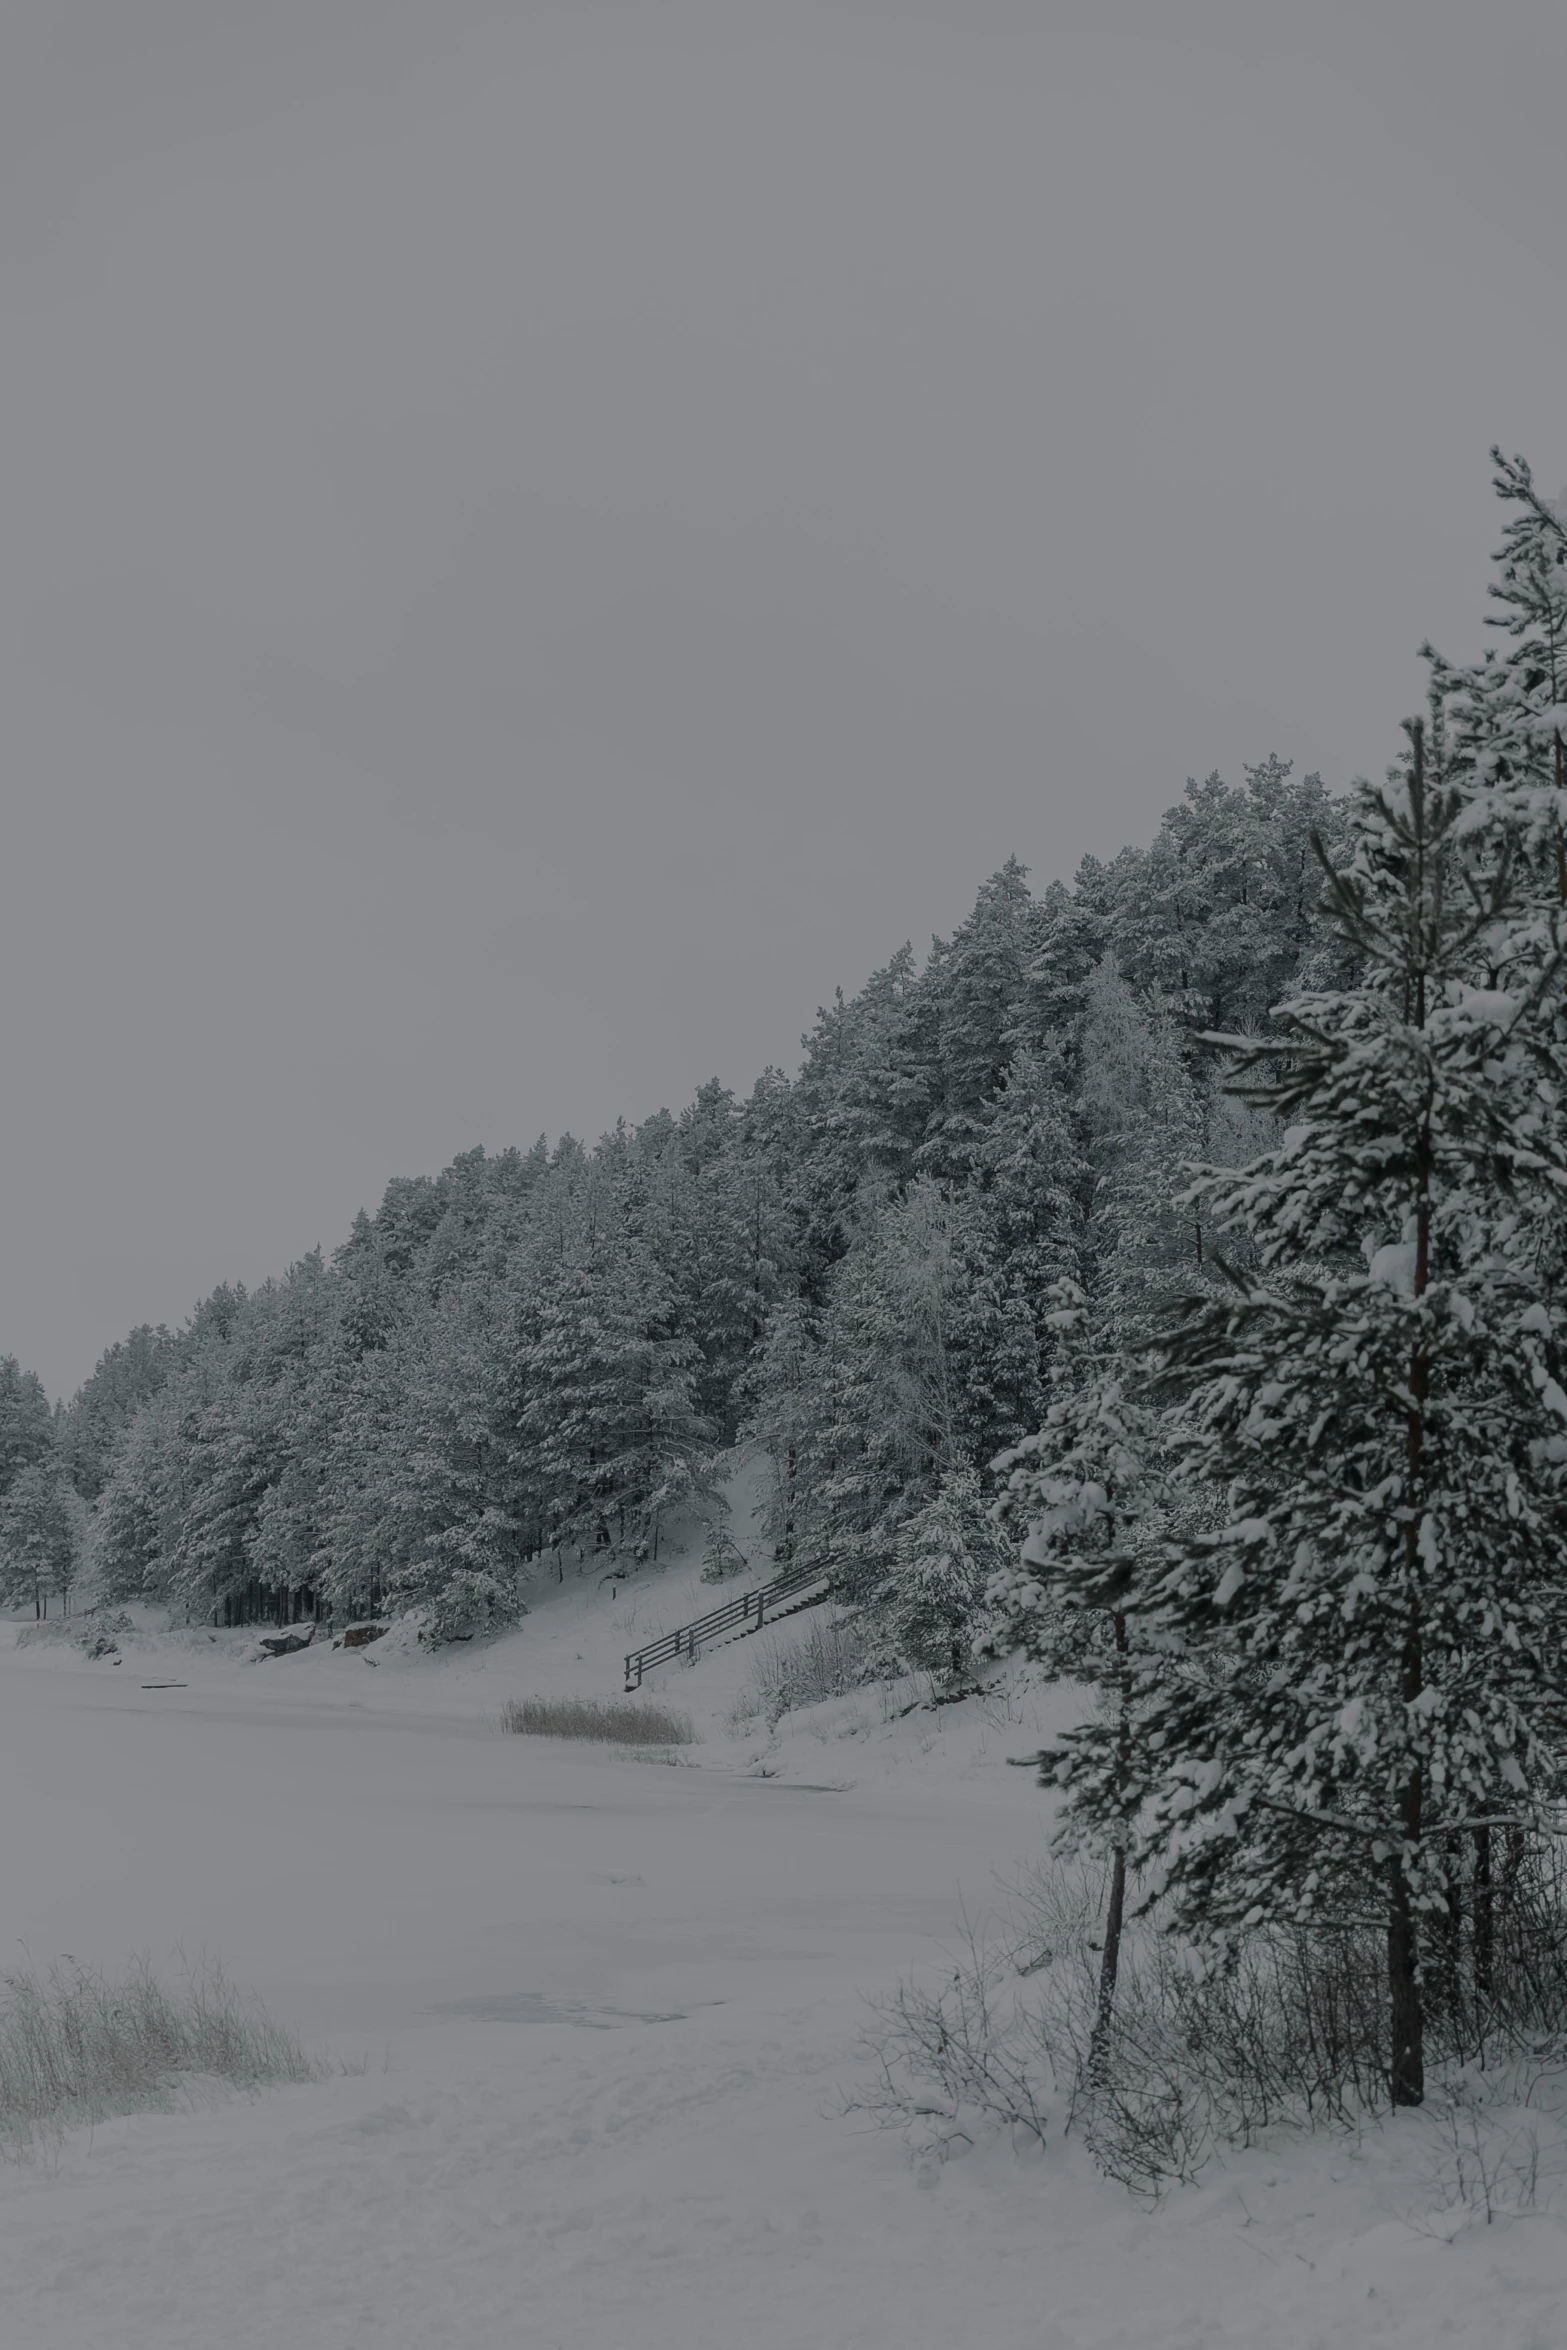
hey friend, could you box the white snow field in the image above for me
[3,1536,1567,2348]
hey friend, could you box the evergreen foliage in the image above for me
[58,743,1335,1640]
[882,1467,1010,1679]
[699,1522,748,1584]
[0,1357,55,1504]
[1012,698,1567,2109]
[56,1325,173,1501]
[0,1462,83,1618]
[1426,449,1567,903]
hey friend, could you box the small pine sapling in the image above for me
[699,1522,748,1584]
[990,1283,1186,2067]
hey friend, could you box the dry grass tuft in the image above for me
[0,1955,325,2155]
[500,1694,695,1745]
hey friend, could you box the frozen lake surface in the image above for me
[2,1581,1565,2348]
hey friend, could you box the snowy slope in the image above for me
[2,1505,1565,2347]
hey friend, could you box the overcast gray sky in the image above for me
[4,1,1565,1397]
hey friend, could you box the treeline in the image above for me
[6,751,1339,1637]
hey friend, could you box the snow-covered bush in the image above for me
[388,1562,524,1645]
[15,1609,132,1659]
[698,1523,748,1584]
[743,1614,878,1724]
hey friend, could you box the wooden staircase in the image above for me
[623,1562,835,1690]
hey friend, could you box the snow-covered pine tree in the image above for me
[59,1324,173,1502]
[1075,719,1567,2107]
[0,1355,56,1505]
[1109,758,1345,1039]
[986,955,1217,2048]
[745,1300,831,1572]
[973,1045,1084,1309]
[699,1520,747,1583]
[92,1393,176,1608]
[1427,449,1567,906]
[914,859,1045,1185]
[0,1459,82,1619]
[990,1281,1179,2059]
[376,1259,530,1636]
[1079,955,1207,1334]
[519,1230,714,1570]
[803,1180,1041,1611]
[882,1467,1011,1681]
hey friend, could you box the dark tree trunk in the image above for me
[1432,1851,1464,2030]
[1089,1610,1131,2083]
[1390,998,1430,2111]
[1389,1767,1425,2107]
[783,1445,796,1563]
[1090,1846,1128,2083]
[1473,1824,1494,2005]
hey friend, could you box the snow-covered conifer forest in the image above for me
[7,454,1567,2345]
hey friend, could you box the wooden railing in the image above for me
[623,1562,834,1689]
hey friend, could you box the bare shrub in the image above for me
[699,1524,748,1584]
[0,1955,324,2156]
[1019,1874,1388,2194]
[745,1615,876,1725]
[499,1695,695,1745]
[852,1912,1051,2161]
[1407,2070,1567,2230]
[855,1845,1567,2198]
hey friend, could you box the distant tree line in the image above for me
[1,742,1329,1642]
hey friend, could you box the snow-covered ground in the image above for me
[3,1510,1566,2347]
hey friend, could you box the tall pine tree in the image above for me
[1057,724,1567,2107]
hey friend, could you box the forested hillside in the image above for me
[8,748,1329,1643]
